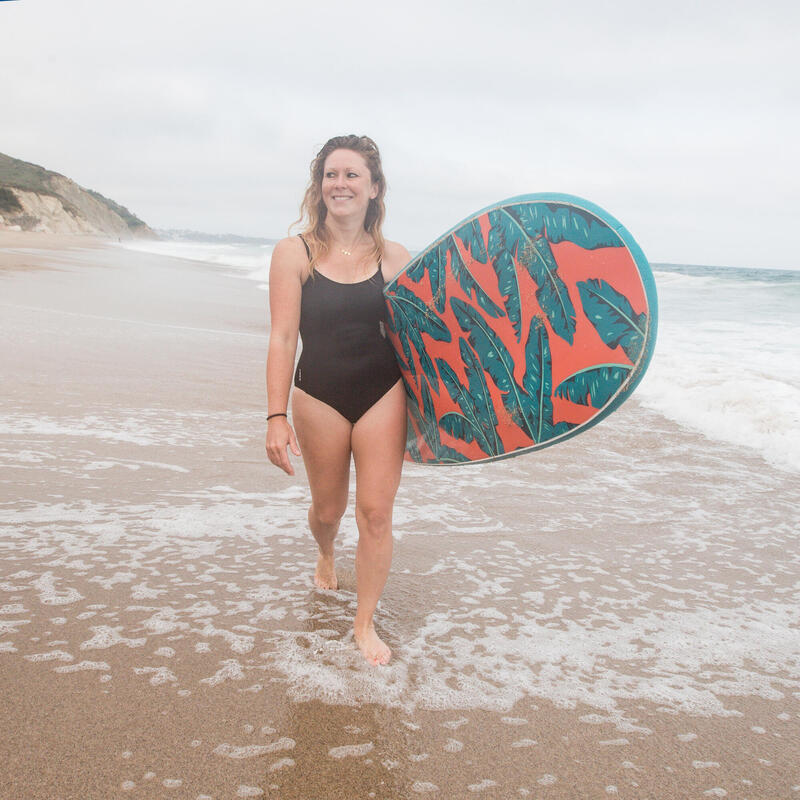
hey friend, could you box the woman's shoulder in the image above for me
[271,236,310,278]
[381,239,412,281]
[273,235,309,260]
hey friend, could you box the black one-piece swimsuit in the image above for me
[293,237,402,424]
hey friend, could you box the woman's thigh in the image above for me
[292,387,353,515]
[351,381,407,515]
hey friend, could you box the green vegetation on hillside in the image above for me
[0,151,149,232]
[0,186,23,213]
[86,189,147,230]
[0,152,60,195]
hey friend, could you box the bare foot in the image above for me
[314,552,338,590]
[354,624,391,666]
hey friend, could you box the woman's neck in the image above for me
[325,217,366,243]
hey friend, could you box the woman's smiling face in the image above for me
[321,148,378,220]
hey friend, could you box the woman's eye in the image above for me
[348,172,358,178]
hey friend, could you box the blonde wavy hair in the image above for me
[292,135,386,273]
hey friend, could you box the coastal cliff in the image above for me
[0,152,155,238]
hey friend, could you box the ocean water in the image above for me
[119,238,274,288]
[123,239,800,475]
[638,264,800,473]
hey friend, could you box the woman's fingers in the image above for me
[266,423,299,475]
[267,444,293,475]
[288,428,301,457]
[280,439,295,475]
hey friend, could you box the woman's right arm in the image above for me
[265,237,305,475]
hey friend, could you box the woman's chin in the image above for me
[325,202,365,218]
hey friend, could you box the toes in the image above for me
[354,628,391,666]
[313,571,338,590]
[370,645,391,666]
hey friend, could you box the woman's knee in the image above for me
[355,503,392,536]
[310,501,346,528]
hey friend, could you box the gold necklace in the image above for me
[337,233,364,257]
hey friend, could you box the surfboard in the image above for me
[383,193,658,465]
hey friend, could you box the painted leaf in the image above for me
[498,206,577,344]
[450,222,502,318]
[406,381,436,454]
[385,283,451,390]
[577,279,646,362]
[460,338,503,454]
[404,251,428,284]
[520,316,573,442]
[436,341,503,457]
[531,236,576,344]
[487,209,525,339]
[408,377,469,463]
[555,364,633,408]
[409,228,500,316]
[411,241,447,311]
[521,317,553,443]
[402,380,424,461]
[436,361,486,450]
[513,202,623,249]
[451,297,540,441]
[454,219,488,263]
[438,411,484,452]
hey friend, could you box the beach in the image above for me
[1,232,798,799]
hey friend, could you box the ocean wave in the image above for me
[635,294,800,473]
[117,239,272,273]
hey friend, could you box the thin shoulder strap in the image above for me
[297,234,311,261]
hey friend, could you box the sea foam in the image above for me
[637,266,800,472]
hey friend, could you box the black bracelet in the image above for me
[266,412,288,421]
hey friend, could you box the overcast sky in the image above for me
[2,0,798,267]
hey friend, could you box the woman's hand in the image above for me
[265,417,301,475]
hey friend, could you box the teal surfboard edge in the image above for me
[384,192,659,465]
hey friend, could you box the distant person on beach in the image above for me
[265,135,410,666]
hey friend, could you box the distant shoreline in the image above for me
[156,229,279,246]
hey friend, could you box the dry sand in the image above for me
[0,232,108,270]
[1,232,798,799]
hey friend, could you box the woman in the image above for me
[265,135,410,667]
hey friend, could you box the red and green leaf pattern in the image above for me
[384,195,658,465]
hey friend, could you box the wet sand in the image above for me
[1,232,798,799]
